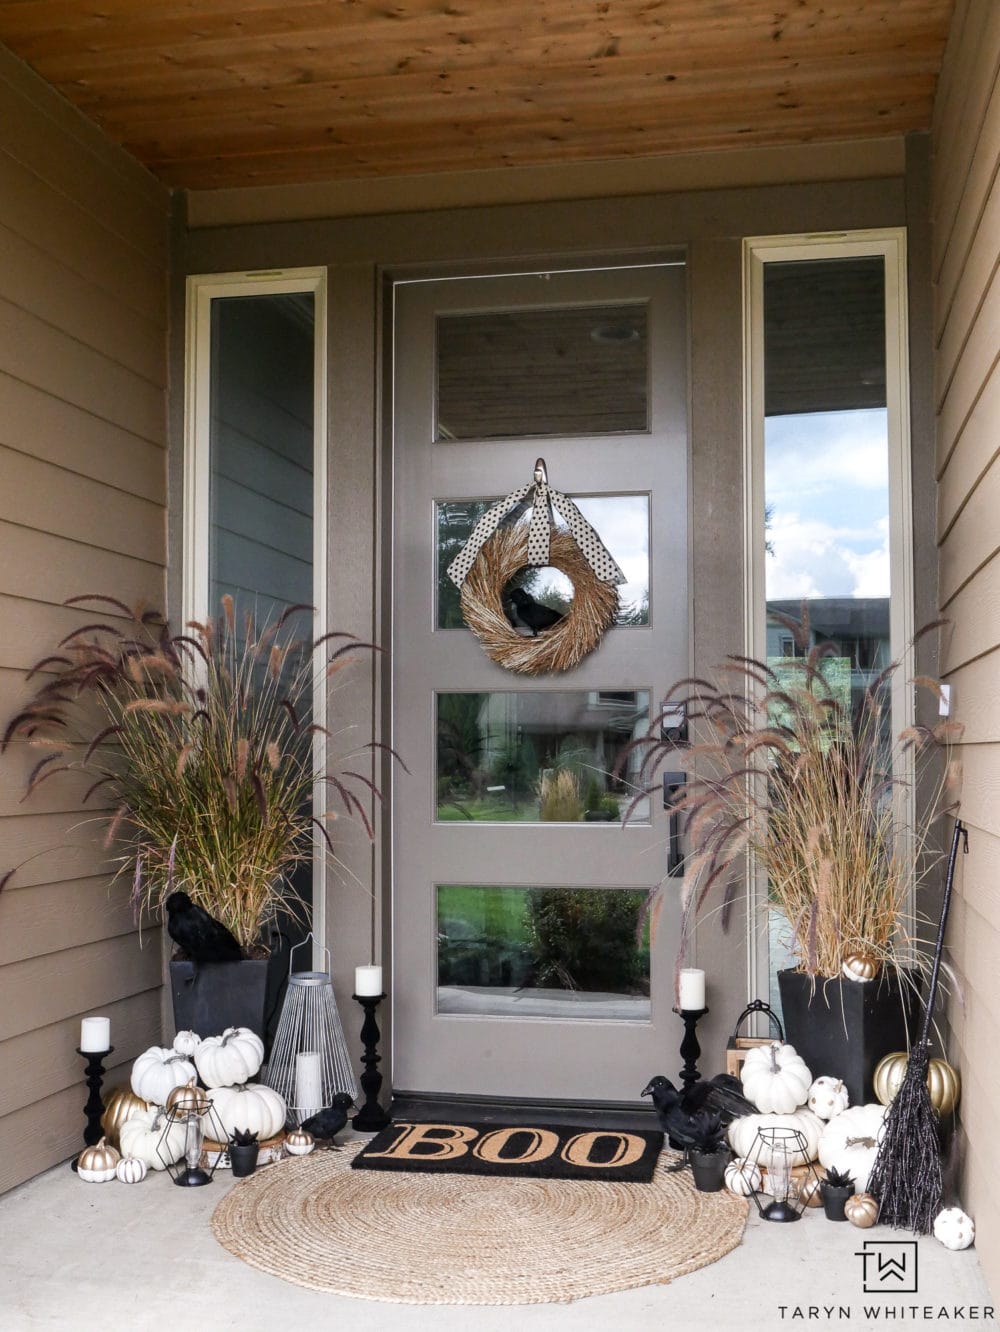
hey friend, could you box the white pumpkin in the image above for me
[130,1046,198,1106]
[119,1106,187,1170]
[171,1030,202,1058]
[194,1026,264,1089]
[807,1075,850,1121]
[933,1207,975,1251]
[741,1042,813,1113]
[725,1157,762,1196]
[115,1156,148,1185]
[817,1103,887,1192]
[727,1108,824,1166]
[207,1083,287,1140]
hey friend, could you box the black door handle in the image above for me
[662,771,686,877]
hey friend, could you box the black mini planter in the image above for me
[689,1148,729,1192]
[228,1142,260,1178]
[777,969,920,1107]
[820,1183,854,1221]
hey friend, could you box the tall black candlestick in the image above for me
[352,994,390,1132]
[673,1008,708,1097]
[71,1046,114,1171]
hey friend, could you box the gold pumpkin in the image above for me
[873,1052,961,1117]
[100,1086,151,1150]
[845,1192,880,1228]
[166,1077,210,1116]
[841,953,879,982]
[284,1129,315,1157]
[798,1175,825,1208]
[77,1136,121,1182]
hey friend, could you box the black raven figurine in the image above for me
[165,891,244,964]
[506,587,566,636]
[300,1093,355,1142]
[642,1073,753,1150]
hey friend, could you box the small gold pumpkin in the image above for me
[284,1129,315,1157]
[100,1086,151,1150]
[77,1136,120,1182]
[798,1174,825,1208]
[845,1192,879,1228]
[841,953,879,982]
[873,1052,961,1117]
[165,1077,210,1116]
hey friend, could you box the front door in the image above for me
[391,262,688,1102]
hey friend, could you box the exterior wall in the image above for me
[175,163,934,1091]
[0,47,170,1191]
[932,0,1000,1297]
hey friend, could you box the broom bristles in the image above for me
[867,1042,943,1234]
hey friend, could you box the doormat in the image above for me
[211,1140,748,1305]
[350,1119,663,1182]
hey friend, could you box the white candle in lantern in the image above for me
[80,1016,111,1052]
[678,968,706,1011]
[295,1051,322,1112]
[355,964,383,997]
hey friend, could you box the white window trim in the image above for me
[183,268,329,961]
[741,229,913,1006]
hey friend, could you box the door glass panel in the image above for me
[437,885,651,1019]
[436,690,650,822]
[436,495,650,629]
[761,254,891,1010]
[435,303,648,440]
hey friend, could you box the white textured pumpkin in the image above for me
[727,1108,823,1166]
[207,1083,287,1140]
[119,1107,187,1170]
[194,1026,264,1089]
[115,1156,148,1185]
[807,1076,850,1121]
[725,1158,762,1196]
[741,1042,813,1113]
[933,1207,975,1251]
[130,1046,198,1106]
[171,1030,202,1058]
[818,1103,887,1192]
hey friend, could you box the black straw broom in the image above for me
[867,817,967,1234]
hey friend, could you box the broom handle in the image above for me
[918,817,967,1046]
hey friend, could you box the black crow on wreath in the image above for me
[165,891,244,966]
[506,587,566,636]
[300,1093,356,1142]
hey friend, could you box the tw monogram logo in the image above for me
[856,1240,919,1294]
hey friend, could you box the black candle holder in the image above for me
[352,993,390,1132]
[672,1007,708,1097]
[71,1045,113,1171]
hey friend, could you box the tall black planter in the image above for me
[170,958,272,1041]
[777,969,920,1107]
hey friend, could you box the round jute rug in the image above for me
[211,1141,748,1305]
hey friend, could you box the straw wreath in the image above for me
[460,523,618,675]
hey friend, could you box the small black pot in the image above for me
[821,1183,854,1221]
[689,1147,729,1192]
[229,1142,260,1178]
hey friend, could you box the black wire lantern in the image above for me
[739,1126,821,1223]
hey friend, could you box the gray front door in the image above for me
[391,262,688,1101]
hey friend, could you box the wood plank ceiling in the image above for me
[0,0,956,191]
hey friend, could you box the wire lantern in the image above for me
[264,935,358,1126]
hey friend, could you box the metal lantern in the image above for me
[742,1126,821,1223]
[157,1101,228,1187]
[264,935,358,1126]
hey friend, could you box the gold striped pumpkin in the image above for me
[873,1052,960,1117]
[100,1087,151,1150]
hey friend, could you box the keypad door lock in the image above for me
[660,700,688,745]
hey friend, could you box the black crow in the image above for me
[506,587,566,636]
[301,1093,355,1141]
[642,1073,754,1150]
[165,891,244,964]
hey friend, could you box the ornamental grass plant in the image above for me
[625,611,962,981]
[3,594,391,953]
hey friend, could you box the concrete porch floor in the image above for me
[0,1132,992,1332]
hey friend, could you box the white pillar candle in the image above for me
[295,1051,322,1111]
[678,968,706,1011]
[80,1016,110,1052]
[355,964,383,996]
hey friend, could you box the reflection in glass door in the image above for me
[391,263,689,1102]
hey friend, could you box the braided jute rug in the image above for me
[211,1140,748,1306]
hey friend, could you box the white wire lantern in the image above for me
[264,935,358,1126]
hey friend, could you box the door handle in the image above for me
[662,771,686,877]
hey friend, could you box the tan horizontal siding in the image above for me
[0,45,168,1196]
[933,0,1000,1300]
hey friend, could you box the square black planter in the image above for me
[170,958,271,1041]
[777,968,920,1107]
